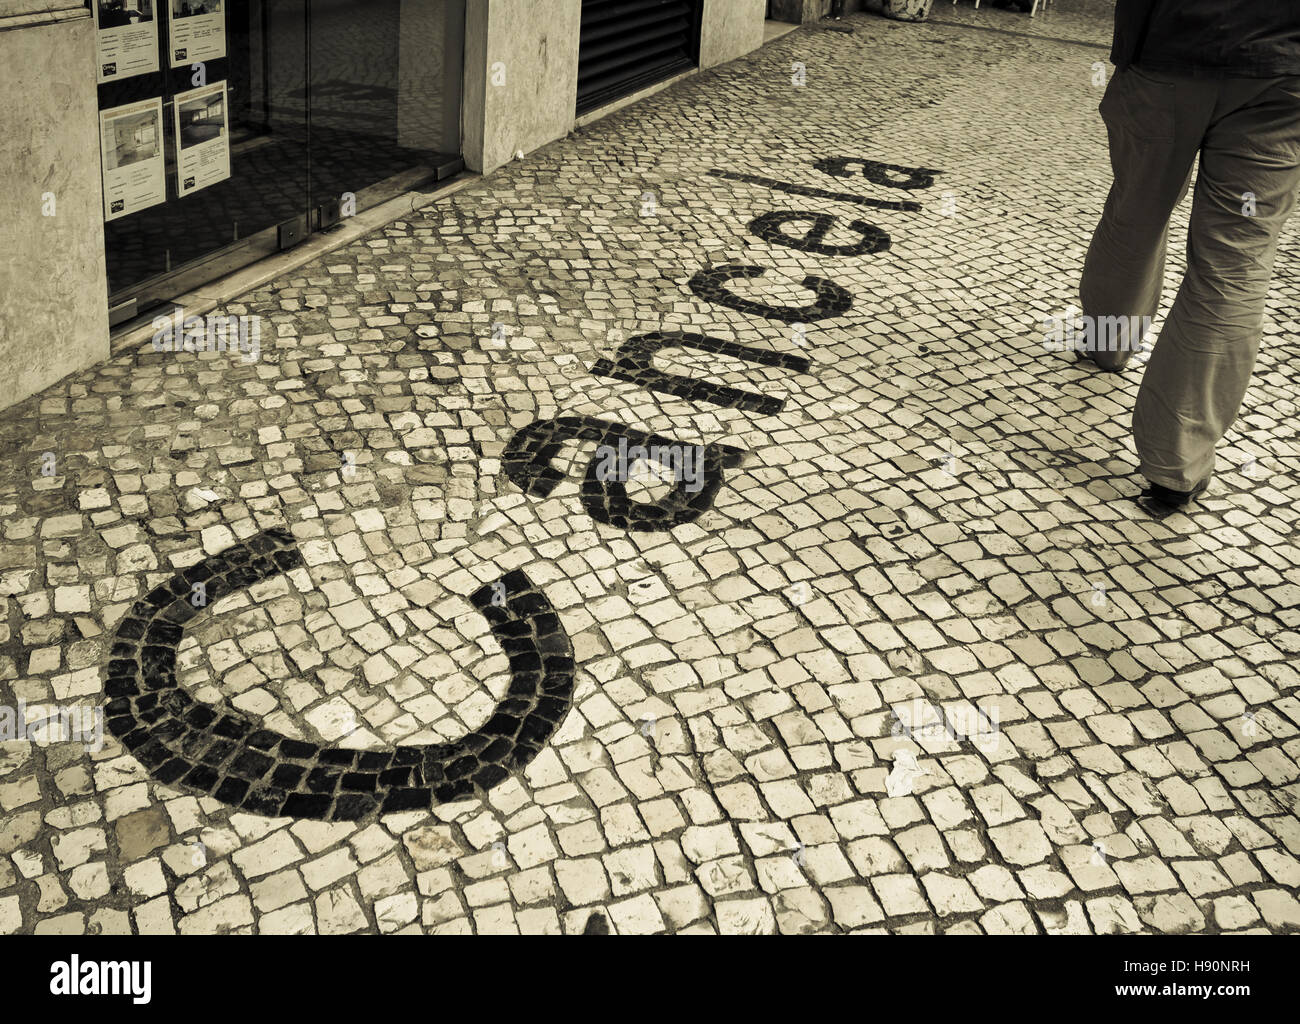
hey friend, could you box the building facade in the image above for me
[0,0,821,412]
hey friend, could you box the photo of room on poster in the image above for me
[173,81,231,197]
[99,98,167,221]
[94,0,159,83]
[168,0,226,67]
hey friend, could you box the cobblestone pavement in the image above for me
[3,3,1300,935]
[932,0,1113,47]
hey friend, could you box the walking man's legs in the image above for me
[1079,68,1207,369]
[1134,77,1300,492]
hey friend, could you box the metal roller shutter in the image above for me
[576,0,703,115]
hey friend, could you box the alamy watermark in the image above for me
[151,311,261,363]
[593,439,706,494]
[890,699,1000,751]
[0,701,104,753]
[1041,306,1153,356]
[50,956,150,1004]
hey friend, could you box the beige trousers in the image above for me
[1080,66,1300,491]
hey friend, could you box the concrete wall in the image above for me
[700,0,766,69]
[462,0,582,174]
[0,2,109,410]
[770,0,880,22]
[464,0,770,173]
[768,0,821,21]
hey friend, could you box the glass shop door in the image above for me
[98,1,464,327]
[303,0,464,227]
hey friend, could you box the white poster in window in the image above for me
[173,81,231,197]
[94,1,160,83]
[167,0,226,67]
[100,97,167,221]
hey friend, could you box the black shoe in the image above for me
[1137,478,1210,516]
[1074,349,1133,373]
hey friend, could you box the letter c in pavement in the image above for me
[103,528,574,820]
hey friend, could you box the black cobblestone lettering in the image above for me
[707,168,922,211]
[591,330,811,414]
[104,529,575,820]
[503,415,746,530]
[812,157,943,190]
[688,264,853,324]
[748,211,891,257]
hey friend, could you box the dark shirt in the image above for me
[1112,0,1300,77]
